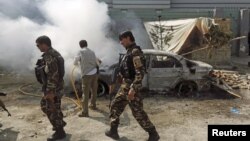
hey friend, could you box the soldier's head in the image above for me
[119,31,135,48]
[36,35,51,52]
[79,40,88,48]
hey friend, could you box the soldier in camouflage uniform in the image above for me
[36,36,66,141]
[105,31,160,141]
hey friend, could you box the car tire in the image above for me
[175,81,198,97]
[97,81,108,97]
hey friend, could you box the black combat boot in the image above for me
[105,125,120,140]
[147,127,160,141]
[47,128,66,141]
[52,121,67,131]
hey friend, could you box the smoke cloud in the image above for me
[0,0,121,74]
[110,11,154,49]
[0,0,45,23]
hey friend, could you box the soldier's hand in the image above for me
[128,88,135,101]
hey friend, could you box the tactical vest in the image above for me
[35,48,64,92]
[119,45,145,80]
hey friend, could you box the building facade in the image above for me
[99,0,250,56]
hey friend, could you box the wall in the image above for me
[171,0,250,8]
[100,0,250,56]
[191,19,232,65]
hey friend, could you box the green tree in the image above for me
[149,23,173,50]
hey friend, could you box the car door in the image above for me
[147,54,183,91]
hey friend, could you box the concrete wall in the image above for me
[240,9,250,54]
[191,19,232,65]
[100,0,250,9]
[192,45,231,65]
[171,0,250,8]
[112,0,170,9]
[100,0,250,56]
[99,0,170,9]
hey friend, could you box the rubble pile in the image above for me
[211,70,250,90]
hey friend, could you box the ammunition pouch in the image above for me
[35,59,47,92]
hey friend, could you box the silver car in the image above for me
[98,49,213,97]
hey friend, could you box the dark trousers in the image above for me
[40,94,66,130]
[109,82,155,132]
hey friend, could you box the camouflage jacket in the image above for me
[42,47,64,92]
[119,43,145,92]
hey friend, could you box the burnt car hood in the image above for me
[191,60,213,69]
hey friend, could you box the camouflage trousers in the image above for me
[109,83,155,132]
[40,93,66,130]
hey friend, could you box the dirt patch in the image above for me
[1,71,250,141]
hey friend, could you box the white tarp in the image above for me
[144,17,214,53]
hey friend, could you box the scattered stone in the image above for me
[18,115,25,119]
[29,132,38,137]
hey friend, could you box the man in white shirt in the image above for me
[74,40,100,117]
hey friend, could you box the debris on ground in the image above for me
[211,70,250,90]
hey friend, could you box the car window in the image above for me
[151,55,182,68]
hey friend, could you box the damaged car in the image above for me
[142,49,213,96]
[73,49,213,97]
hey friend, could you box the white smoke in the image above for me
[110,11,154,49]
[0,13,42,72]
[0,0,45,23]
[0,0,121,74]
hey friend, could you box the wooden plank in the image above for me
[211,83,242,98]
[226,90,242,99]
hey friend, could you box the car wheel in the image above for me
[97,81,108,97]
[176,81,197,97]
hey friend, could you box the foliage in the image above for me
[204,24,233,58]
[149,23,173,50]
